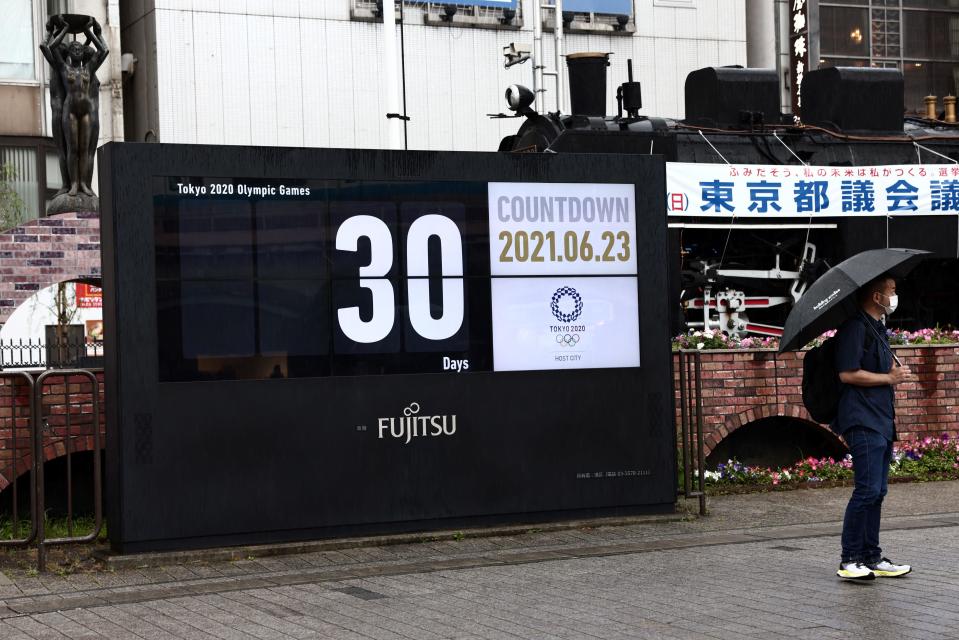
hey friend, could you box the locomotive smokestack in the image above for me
[566,52,610,117]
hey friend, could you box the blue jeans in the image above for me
[841,426,893,564]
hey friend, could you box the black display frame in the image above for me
[99,143,674,553]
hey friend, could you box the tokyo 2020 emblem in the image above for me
[550,286,583,323]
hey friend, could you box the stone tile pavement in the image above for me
[0,481,957,639]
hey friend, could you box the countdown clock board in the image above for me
[99,144,673,552]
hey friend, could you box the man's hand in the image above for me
[887,364,915,385]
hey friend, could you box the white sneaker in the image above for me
[837,562,875,581]
[866,558,911,577]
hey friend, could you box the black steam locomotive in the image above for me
[496,59,959,335]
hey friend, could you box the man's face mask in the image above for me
[877,292,898,315]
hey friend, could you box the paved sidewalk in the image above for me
[0,481,957,639]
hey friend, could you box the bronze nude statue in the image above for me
[40,14,108,214]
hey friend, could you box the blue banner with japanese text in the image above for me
[666,163,959,217]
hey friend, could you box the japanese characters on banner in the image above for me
[666,163,959,217]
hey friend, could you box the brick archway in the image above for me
[0,212,101,325]
[0,436,102,492]
[703,402,841,457]
[0,371,105,493]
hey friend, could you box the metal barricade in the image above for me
[0,372,37,547]
[0,368,103,571]
[33,370,103,572]
[677,350,707,515]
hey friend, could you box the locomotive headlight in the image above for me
[506,84,535,114]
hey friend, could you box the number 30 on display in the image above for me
[335,214,465,344]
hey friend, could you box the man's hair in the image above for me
[858,272,894,305]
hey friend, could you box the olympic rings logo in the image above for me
[555,333,581,347]
[550,286,583,323]
[403,402,420,416]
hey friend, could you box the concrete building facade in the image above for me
[118,0,749,150]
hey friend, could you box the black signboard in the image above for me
[99,144,673,552]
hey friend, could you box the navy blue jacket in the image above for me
[833,313,896,441]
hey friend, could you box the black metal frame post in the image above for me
[677,350,706,516]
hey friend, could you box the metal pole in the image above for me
[382,0,404,149]
[532,0,545,113]
[399,1,409,150]
[34,379,45,572]
[678,352,689,498]
[554,0,565,113]
[694,352,707,516]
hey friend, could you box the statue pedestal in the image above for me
[47,192,99,216]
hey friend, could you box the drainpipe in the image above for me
[532,0,544,113]
[107,0,124,141]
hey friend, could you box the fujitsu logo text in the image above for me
[377,402,457,444]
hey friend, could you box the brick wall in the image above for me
[0,346,956,491]
[0,213,101,324]
[674,345,959,458]
[0,371,105,491]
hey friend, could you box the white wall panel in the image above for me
[324,19,357,148]
[299,0,327,20]
[156,0,193,10]
[652,38,678,118]
[219,12,252,145]
[155,9,175,141]
[674,39,700,119]
[450,29,479,151]
[719,39,746,67]
[694,0,718,41]
[717,0,740,44]
[274,17,305,147]
[400,24,429,150]
[147,2,748,151]
[300,18,331,148]
[204,0,240,14]
[351,22,384,149]
[635,0,656,38]
[424,28,455,151]
[165,9,198,142]
[246,14,278,145]
[192,11,225,144]
[479,31,516,151]
[633,37,658,116]
[697,39,720,72]
[651,5,676,39]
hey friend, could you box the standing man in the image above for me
[833,273,914,581]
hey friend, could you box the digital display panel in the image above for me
[102,144,672,554]
[154,178,639,381]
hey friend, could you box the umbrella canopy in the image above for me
[778,248,929,353]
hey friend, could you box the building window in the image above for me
[820,7,871,58]
[0,0,35,81]
[820,1,959,115]
[0,138,57,225]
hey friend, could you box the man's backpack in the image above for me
[801,320,876,424]
[802,338,841,424]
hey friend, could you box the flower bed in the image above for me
[699,434,959,493]
[672,327,959,351]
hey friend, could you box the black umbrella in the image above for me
[778,248,929,353]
